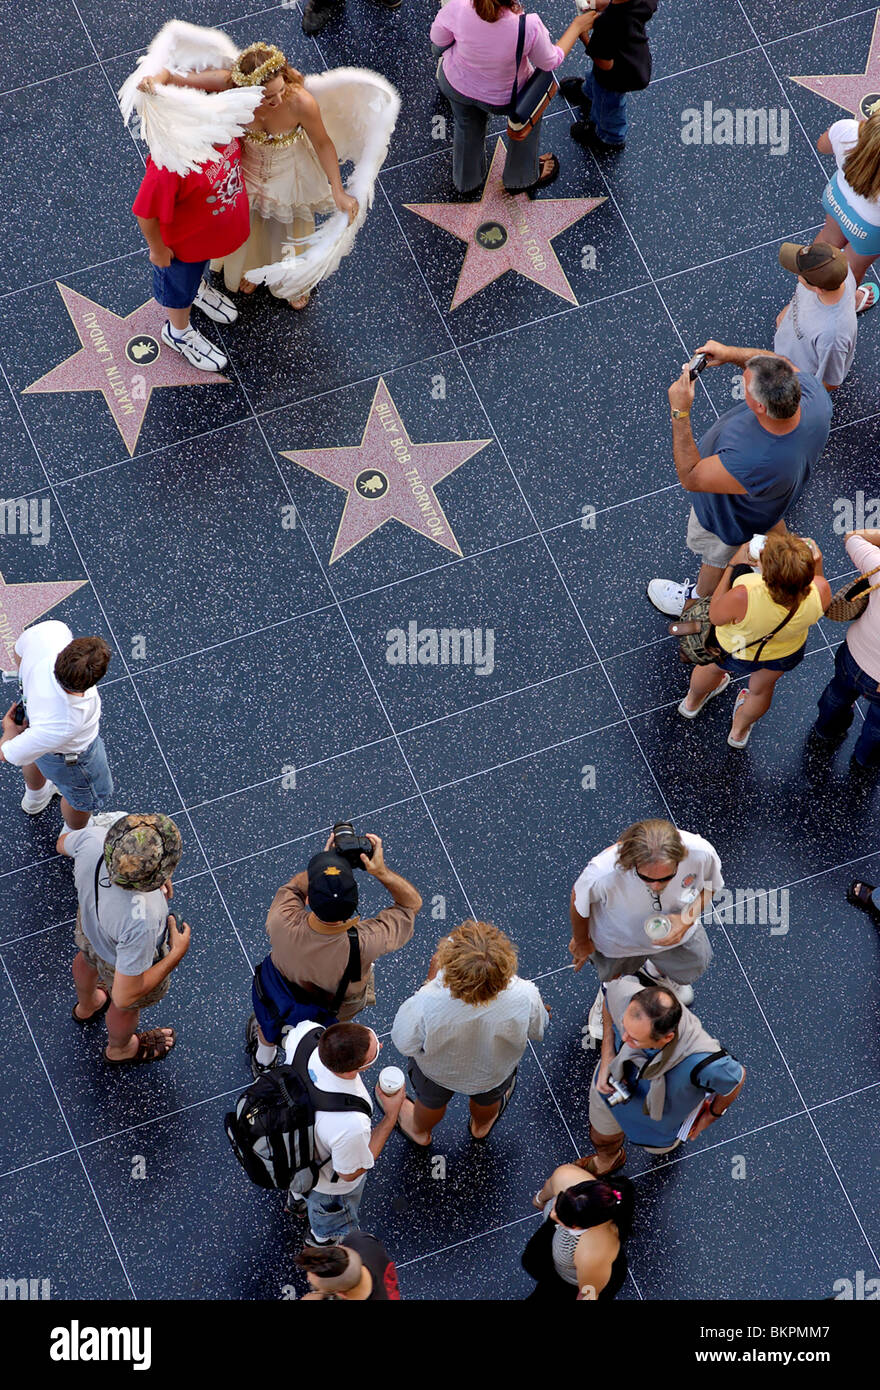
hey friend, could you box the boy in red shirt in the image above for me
[132,138,250,371]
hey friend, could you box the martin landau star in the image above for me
[0,570,88,669]
[23,283,229,457]
[280,378,491,563]
[790,11,880,118]
[404,138,606,310]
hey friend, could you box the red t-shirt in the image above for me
[132,140,249,263]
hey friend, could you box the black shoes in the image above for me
[569,119,625,153]
[559,76,591,114]
[301,0,340,34]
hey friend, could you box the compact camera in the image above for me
[12,701,26,726]
[605,1076,631,1107]
[332,820,374,870]
[686,352,708,380]
[748,533,767,563]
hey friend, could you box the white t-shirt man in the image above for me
[573,830,723,958]
[284,1020,374,1195]
[2,621,101,765]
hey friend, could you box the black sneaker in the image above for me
[302,0,341,34]
[569,119,625,153]
[245,1013,278,1081]
[559,76,591,113]
[307,1227,339,1246]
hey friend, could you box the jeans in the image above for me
[436,62,542,192]
[584,71,628,145]
[35,735,114,812]
[306,1175,366,1242]
[815,641,880,766]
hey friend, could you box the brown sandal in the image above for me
[105,1028,176,1065]
[72,989,110,1025]
[238,278,258,295]
[533,153,560,190]
[575,1147,626,1177]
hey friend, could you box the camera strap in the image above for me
[330,927,362,1015]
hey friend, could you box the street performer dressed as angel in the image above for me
[124,26,400,318]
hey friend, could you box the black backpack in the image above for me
[224,1024,372,1192]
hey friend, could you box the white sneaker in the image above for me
[21,781,59,814]
[161,321,227,372]
[645,964,694,1005]
[581,987,605,1048]
[193,279,239,324]
[647,577,696,617]
[88,811,129,829]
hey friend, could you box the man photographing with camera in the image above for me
[246,825,422,1078]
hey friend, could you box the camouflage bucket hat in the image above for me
[103,814,182,892]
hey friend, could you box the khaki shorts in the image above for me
[686,506,740,569]
[74,912,171,1010]
[588,1069,681,1155]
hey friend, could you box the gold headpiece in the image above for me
[230,43,287,87]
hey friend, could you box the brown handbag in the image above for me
[825,565,880,622]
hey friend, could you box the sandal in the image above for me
[855,281,879,314]
[532,152,560,191]
[574,1146,626,1178]
[288,293,311,310]
[846,880,880,926]
[727,689,753,747]
[238,278,258,295]
[71,989,110,1025]
[678,671,731,719]
[105,1027,176,1065]
[469,1071,517,1141]
[394,1097,432,1147]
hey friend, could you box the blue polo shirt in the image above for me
[692,372,831,546]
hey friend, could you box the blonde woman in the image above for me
[143,43,358,308]
[818,110,880,312]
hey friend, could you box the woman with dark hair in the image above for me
[521,1164,634,1300]
[817,111,880,313]
[676,533,831,747]
[430,0,598,194]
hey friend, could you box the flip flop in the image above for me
[469,1071,517,1141]
[727,690,753,747]
[394,1096,432,1147]
[678,671,731,719]
[846,880,880,926]
[855,281,879,314]
[71,989,110,1025]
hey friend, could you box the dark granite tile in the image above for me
[425,723,668,977]
[342,535,595,728]
[460,283,717,530]
[132,609,390,805]
[60,420,329,664]
[812,1085,880,1266]
[586,49,829,279]
[766,12,879,161]
[396,1214,550,1301]
[268,355,536,599]
[0,1152,133,1299]
[787,415,880,561]
[624,1114,873,1299]
[2,255,253,482]
[0,965,71,1171]
[740,0,873,46]
[0,2,96,85]
[0,69,143,294]
[723,853,880,1106]
[81,0,294,59]
[0,381,48,499]
[649,0,757,81]
[2,878,253,1143]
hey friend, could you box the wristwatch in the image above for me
[671,408,690,420]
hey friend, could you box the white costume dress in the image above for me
[212,124,336,297]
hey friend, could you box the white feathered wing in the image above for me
[118,20,263,177]
[246,69,401,299]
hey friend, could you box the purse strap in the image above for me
[845,564,880,601]
[741,601,797,661]
[509,14,527,109]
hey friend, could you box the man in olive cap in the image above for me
[57,813,190,1063]
[774,240,857,390]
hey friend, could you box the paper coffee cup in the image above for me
[378,1066,405,1095]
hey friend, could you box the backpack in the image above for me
[224,1024,372,1193]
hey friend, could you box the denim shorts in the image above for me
[822,174,880,255]
[152,257,209,309]
[36,735,114,812]
[718,643,806,675]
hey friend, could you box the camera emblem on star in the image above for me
[355,468,390,499]
[475,221,508,251]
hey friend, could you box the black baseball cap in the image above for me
[778,241,848,290]
[307,851,359,923]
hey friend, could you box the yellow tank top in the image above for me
[715,573,823,660]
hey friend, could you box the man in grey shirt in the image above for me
[390,919,548,1145]
[773,241,857,391]
[59,813,190,1064]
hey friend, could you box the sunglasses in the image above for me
[635,869,677,884]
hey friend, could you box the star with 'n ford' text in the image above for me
[280,378,490,563]
[790,11,880,118]
[0,570,88,669]
[23,283,229,457]
[404,138,605,310]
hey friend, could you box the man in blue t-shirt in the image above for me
[647,340,832,617]
[580,977,745,1174]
